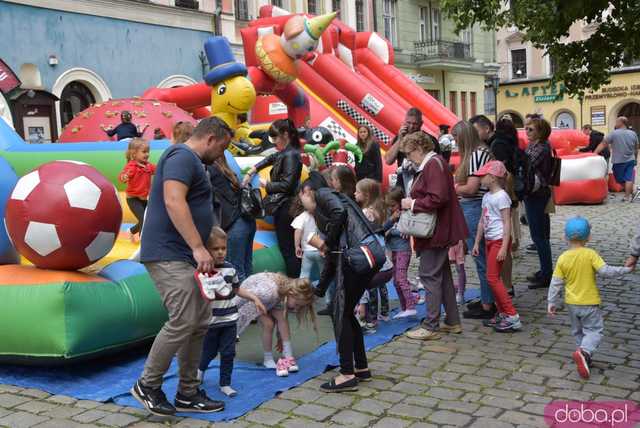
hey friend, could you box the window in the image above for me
[271,0,283,7]
[470,91,477,116]
[549,55,558,76]
[511,48,527,79]
[308,0,318,14]
[430,7,441,41]
[461,91,468,120]
[449,91,457,115]
[332,0,341,19]
[235,0,249,20]
[419,7,428,42]
[426,89,440,101]
[174,0,199,9]
[383,0,397,46]
[461,26,473,49]
[356,0,365,31]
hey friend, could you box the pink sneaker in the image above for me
[276,358,289,377]
[283,357,299,373]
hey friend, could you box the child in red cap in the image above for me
[472,160,522,332]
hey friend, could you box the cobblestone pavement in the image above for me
[1,200,640,427]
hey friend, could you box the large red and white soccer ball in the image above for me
[5,161,122,270]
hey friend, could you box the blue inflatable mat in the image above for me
[0,288,479,421]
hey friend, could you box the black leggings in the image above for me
[338,268,373,375]
[126,197,147,234]
[274,199,301,278]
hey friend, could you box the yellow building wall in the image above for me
[497,71,640,132]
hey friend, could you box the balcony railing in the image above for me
[413,40,472,62]
[235,0,249,20]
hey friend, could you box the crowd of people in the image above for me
[113,107,639,416]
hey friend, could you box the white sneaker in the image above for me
[456,293,463,305]
[263,359,277,369]
[393,309,417,319]
[220,386,237,397]
[417,295,426,305]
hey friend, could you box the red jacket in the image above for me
[410,154,468,251]
[119,161,156,198]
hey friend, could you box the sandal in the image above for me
[354,370,372,382]
[320,377,358,393]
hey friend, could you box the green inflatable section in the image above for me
[0,273,166,361]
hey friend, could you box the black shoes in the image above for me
[526,271,542,283]
[131,380,176,416]
[520,215,528,226]
[463,304,497,320]
[528,280,550,289]
[320,377,359,393]
[354,370,372,382]
[525,244,537,253]
[174,389,225,413]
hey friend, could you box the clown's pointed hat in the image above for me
[305,11,337,40]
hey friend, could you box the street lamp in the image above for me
[491,75,500,123]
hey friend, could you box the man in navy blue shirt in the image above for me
[132,117,232,416]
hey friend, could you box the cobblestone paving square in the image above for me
[1,202,639,427]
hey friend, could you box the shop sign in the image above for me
[0,59,21,95]
[268,102,288,115]
[585,84,640,100]
[591,106,606,126]
[407,73,435,84]
[534,94,562,103]
[505,82,566,102]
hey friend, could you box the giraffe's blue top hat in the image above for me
[203,36,247,86]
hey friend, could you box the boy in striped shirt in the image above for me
[197,227,265,397]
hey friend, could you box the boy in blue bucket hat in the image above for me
[547,216,632,380]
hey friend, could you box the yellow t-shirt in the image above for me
[552,247,605,305]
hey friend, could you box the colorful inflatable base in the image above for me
[0,262,166,363]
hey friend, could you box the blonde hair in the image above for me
[206,226,227,248]
[356,178,386,224]
[172,121,194,145]
[453,120,488,183]
[274,274,318,333]
[125,138,149,161]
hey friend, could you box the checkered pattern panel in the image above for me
[336,100,391,145]
[318,117,356,143]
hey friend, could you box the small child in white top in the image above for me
[472,160,521,333]
[291,196,324,282]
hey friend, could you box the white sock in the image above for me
[220,386,237,397]
[282,341,293,358]
[263,352,276,368]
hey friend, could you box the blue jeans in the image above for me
[524,191,552,280]
[300,250,324,283]
[460,199,493,304]
[199,324,237,387]
[226,216,256,282]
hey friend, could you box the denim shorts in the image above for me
[612,160,636,184]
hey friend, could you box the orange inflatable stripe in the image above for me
[0,265,107,285]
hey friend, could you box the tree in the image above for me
[440,0,640,97]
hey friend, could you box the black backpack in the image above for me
[513,147,534,201]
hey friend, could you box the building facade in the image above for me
[0,0,377,141]
[496,22,640,132]
[373,0,498,121]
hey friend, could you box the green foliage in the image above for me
[440,0,640,97]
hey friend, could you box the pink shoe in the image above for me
[276,358,289,377]
[283,357,299,373]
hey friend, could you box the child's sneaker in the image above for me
[362,323,377,334]
[393,309,417,319]
[276,358,289,377]
[283,357,299,373]
[220,386,237,397]
[494,314,522,332]
[572,348,591,379]
[377,314,390,322]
